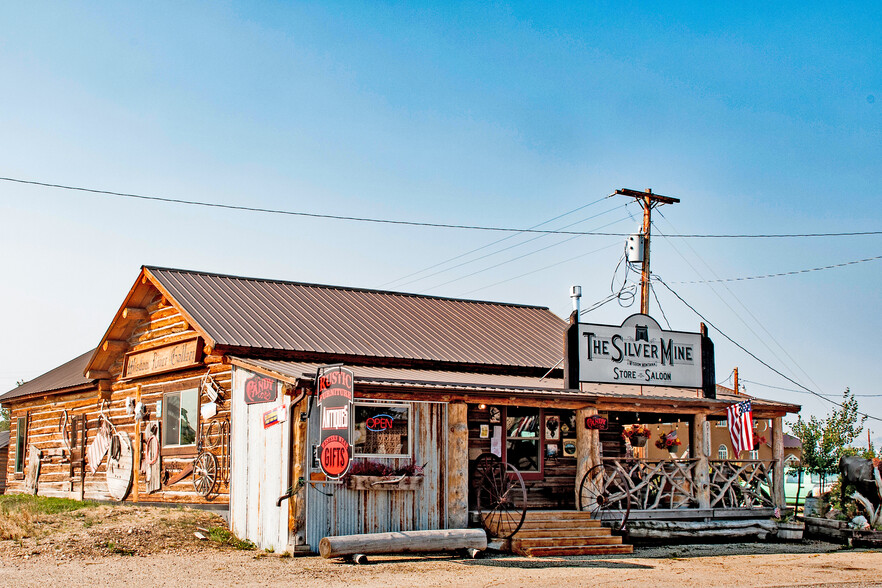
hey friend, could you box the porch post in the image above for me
[772,416,785,509]
[447,401,469,529]
[575,406,599,505]
[692,412,711,509]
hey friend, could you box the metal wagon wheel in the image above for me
[476,461,527,539]
[193,451,218,497]
[578,463,631,532]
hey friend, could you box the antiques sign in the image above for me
[577,314,703,388]
[317,366,354,479]
[124,339,201,378]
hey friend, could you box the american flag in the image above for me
[727,400,754,455]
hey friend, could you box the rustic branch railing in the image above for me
[602,458,700,510]
[709,460,775,509]
[600,458,776,511]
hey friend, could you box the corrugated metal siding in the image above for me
[305,401,448,552]
[147,267,565,369]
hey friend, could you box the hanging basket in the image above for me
[631,434,648,447]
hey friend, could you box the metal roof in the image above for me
[0,349,96,403]
[0,430,9,450]
[147,266,567,369]
[229,357,800,413]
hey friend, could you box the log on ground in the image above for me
[319,528,487,559]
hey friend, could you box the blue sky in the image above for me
[1,2,880,444]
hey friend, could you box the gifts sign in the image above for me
[317,366,354,479]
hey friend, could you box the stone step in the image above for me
[516,544,634,557]
[514,535,623,549]
[514,527,613,538]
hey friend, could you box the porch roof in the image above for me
[229,357,800,415]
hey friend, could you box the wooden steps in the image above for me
[511,510,633,557]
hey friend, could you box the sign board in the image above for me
[262,405,287,429]
[317,366,354,479]
[244,375,278,405]
[123,338,202,379]
[584,415,609,430]
[577,314,703,388]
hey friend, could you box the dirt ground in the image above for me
[1,503,881,587]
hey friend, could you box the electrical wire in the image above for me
[651,275,882,422]
[3,175,881,239]
[395,203,629,290]
[741,379,882,398]
[421,214,633,292]
[649,282,672,329]
[380,195,613,288]
[667,255,882,284]
[653,215,824,395]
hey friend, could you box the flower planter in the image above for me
[630,435,648,448]
[346,475,424,491]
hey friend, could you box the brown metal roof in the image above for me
[146,266,567,369]
[0,349,96,403]
[0,430,9,450]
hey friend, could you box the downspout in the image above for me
[277,383,308,507]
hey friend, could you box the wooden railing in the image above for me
[600,458,776,511]
[708,460,775,509]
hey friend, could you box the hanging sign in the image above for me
[584,415,609,430]
[317,366,354,479]
[244,375,278,405]
[576,314,703,388]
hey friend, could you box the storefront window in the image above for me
[506,407,540,472]
[353,403,411,457]
[162,388,198,447]
[14,416,26,473]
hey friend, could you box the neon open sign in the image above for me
[366,414,394,432]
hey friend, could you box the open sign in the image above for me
[365,414,394,432]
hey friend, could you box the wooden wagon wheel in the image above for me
[578,463,631,532]
[193,451,218,497]
[476,461,527,539]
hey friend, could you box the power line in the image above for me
[3,175,882,239]
[741,379,882,398]
[380,195,613,288]
[668,255,882,284]
[651,275,882,423]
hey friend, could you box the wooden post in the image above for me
[772,416,785,509]
[290,395,308,546]
[133,385,141,503]
[575,406,599,504]
[447,401,469,529]
[692,412,711,509]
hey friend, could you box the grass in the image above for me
[102,540,136,556]
[0,494,98,541]
[207,526,256,550]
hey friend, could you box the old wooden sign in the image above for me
[123,338,202,379]
[317,366,354,480]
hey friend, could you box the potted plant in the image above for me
[622,424,651,447]
[752,433,768,451]
[655,431,682,454]
[777,513,805,541]
[344,460,425,491]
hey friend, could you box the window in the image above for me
[14,416,26,473]
[353,403,411,457]
[747,449,759,460]
[162,388,198,447]
[717,444,729,460]
[715,419,727,427]
[506,407,541,473]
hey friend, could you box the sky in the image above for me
[1,2,880,445]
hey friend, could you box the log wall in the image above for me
[4,292,232,505]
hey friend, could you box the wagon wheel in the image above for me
[476,462,527,539]
[193,451,218,497]
[578,463,631,532]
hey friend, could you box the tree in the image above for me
[0,404,8,432]
[790,388,867,482]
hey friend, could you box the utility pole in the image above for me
[612,188,680,315]
[734,367,739,394]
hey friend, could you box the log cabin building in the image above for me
[1,266,800,555]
